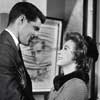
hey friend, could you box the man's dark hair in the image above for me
[7,2,45,25]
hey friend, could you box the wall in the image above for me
[64,0,83,34]
[0,0,21,13]
[47,0,65,19]
[0,13,8,32]
[64,0,77,20]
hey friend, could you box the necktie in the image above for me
[18,44,26,89]
[18,46,24,61]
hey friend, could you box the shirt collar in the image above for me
[5,29,19,47]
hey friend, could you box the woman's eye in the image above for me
[36,50,42,53]
[64,47,67,50]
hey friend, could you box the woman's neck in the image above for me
[62,63,77,75]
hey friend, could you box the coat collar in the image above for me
[53,71,89,91]
[5,29,19,48]
[0,30,18,51]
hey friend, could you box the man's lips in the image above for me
[29,35,39,44]
[29,35,37,42]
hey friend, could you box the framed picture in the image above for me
[20,17,63,92]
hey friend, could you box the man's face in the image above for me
[19,17,41,46]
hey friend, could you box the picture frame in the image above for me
[20,17,63,92]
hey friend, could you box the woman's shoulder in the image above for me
[48,78,88,100]
[61,78,88,98]
[59,78,88,100]
[64,78,88,89]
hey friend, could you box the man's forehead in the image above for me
[30,21,41,26]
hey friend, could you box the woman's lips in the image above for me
[57,57,62,60]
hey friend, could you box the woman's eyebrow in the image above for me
[64,45,69,48]
[64,45,74,53]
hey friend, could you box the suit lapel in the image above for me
[0,30,23,62]
[0,30,18,51]
[0,30,27,88]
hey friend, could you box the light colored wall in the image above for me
[0,0,21,13]
[0,0,47,15]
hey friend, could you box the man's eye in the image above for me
[34,26,40,31]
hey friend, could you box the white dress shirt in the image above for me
[5,29,19,48]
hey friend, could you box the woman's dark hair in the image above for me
[64,32,89,72]
[84,36,99,62]
[7,2,45,26]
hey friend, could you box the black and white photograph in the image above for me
[0,0,99,100]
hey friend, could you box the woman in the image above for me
[48,32,89,100]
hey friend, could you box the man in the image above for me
[0,2,45,100]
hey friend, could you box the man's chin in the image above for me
[57,62,62,66]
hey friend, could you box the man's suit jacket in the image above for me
[0,30,35,100]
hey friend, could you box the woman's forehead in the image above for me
[63,40,76,49]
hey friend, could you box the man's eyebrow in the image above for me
[33,26,40,31]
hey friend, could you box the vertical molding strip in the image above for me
[82,0,88,36]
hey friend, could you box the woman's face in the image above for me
[57,40,76,67]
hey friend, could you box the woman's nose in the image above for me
[57,50,62,55]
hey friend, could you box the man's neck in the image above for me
[5,27,19,47]
[7,24,18,39]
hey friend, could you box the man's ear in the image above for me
[17,15,26,24]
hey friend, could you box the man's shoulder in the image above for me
[0,30,9,35]
[0,30,10,40]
